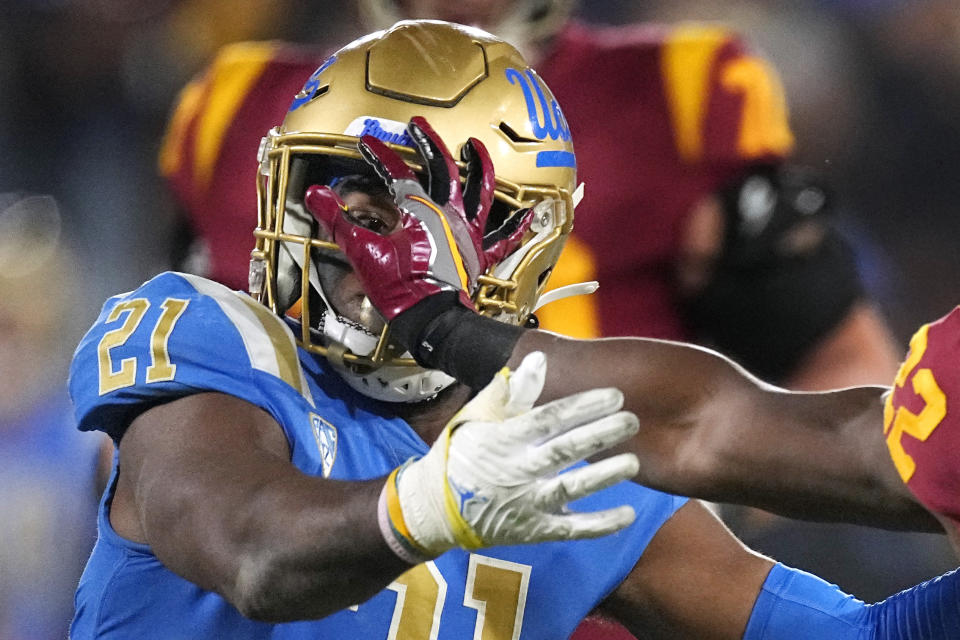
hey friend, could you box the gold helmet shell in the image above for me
[358,0,576,52]
[253,20,576,378]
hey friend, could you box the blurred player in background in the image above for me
[0,194,104,640]
[72,23,959,638]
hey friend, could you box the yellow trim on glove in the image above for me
[439,365,513,549]
[385,464,432,559]
[440,425,485,550]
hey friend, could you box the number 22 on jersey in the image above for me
[883,323,947,482]
[97,297,190,395]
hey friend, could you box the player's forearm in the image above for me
[126,396,410,622]
[146,467,409,622]
[225,477,409,621]
[512,330,941,531]
[708,384,939,530]
[396,308,935,530]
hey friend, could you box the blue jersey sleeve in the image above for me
[69,272,313,441]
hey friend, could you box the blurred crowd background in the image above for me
[2,0,959,637]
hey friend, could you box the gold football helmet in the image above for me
[252,20,578,401]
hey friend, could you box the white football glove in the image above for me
[378,351,641,563]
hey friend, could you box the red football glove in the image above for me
[304,116,532,321]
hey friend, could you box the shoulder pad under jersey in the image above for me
[659,23,794,165]
[69,272,313,440]
[884,306,960,533]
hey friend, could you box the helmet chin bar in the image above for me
[252,182,448,402]
[255,226,413,370]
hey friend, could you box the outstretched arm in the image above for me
[514,330,940,531]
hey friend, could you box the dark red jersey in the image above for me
[885,306,960,534]
[160,22,792,342]
[535,22,793,339]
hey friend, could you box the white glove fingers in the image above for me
[533,411,639,473]
[535,452,640,509]
[540,505,637,541]
[504,351,547,416]
[512,387,624,441]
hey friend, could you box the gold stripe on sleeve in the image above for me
[661,24,731,162]
[193,42,277,190]
[158,78,206,178]
[239,294,308,400]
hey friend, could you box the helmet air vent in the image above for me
[305,85,329,105]
[498,121,539,144]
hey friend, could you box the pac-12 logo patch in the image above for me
[309,413,338,478]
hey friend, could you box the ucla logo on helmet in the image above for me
[289,55,337,112]
[505,67,576,169]
[309,413,338,478]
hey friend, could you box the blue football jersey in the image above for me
[69,272,687,639]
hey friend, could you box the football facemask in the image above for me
[251,20,578,402]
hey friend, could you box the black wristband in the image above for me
[389,291,462,353]
[391,294,524,389]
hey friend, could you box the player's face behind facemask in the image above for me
[251,20,577,402]
[257,150,462,404]
[309,171,401,338]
